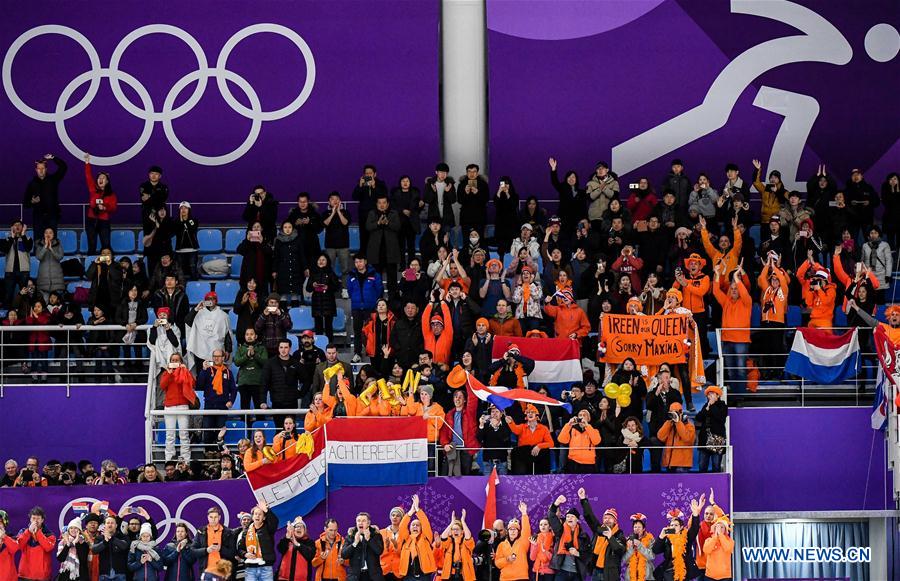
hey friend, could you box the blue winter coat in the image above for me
[162,542,197,581]
[346,265,383,311]
[128,548,164,581]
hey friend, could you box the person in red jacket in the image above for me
[0,510,21,581]
[17,506,57,581]
[24,299,52,382]
[439,381,479,476]
[84,154,118,255]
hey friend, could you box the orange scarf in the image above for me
[628,533,654,581]
[522,282,531,306]
[592,525,619,568]
[174,367,198,404]
[246,523,262,561]
[556,525,577,554]
[211,364,226,395]
[669,530,688,581]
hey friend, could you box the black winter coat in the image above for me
[391,314,425,369]
[306,266,340,317]
[242,195,279,241]
[581,498,627,581]
[390,186,423,233]
[57,538,91,581]
[237,239,273,293]
[365,209,402,265]
[552,169,588,230]
[92,533,130,576]
[24,157,67,218]
[263,356,304,405]
[546,501,592,577]
[341,527,384,581]
[286,205,323,265]
[458,176,490,229]
[274,232,306,294]
[238,511,279,566]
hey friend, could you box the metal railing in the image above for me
[714,326,878,406]
[0,324,152,392]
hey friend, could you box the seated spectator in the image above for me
[542,290,590,341]
[695,386,728,473]
[238,222,273,295]
[505,404,554,475]
[235,328,268,415]
[1,460,17,487]
[13,457,47,488]
[558,410,601,474]
[489,299,522,338]
[274,220,306,307]
[307,253,341,341]
[254,293,291,354]
[197,349,237,446]
[509,223,540,261]
[656,402,696,473]
[159,352,196,461]
[34,227,64,300]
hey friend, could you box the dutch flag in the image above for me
[785,327,860,384]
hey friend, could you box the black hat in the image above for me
[435,162,450,173]
[671,158,684,167]
[725,163,739,173]
[148,165,163,174]
[565,507,581,519]
[595,161,610,170]
[84,513,103,526]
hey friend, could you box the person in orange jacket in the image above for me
[398,494,436,580]
[439,511,474,581]
[379,507,404,580]
[421,296,454,369]
[0,510,21,581]
[505,405,554,475]
[243,429,272,473]
[657,402,697,472]
[796,253,836,328]
[322,374,360,418]
[689,489,725,577]
[712,266,751,386]
[494,502,531,581]
[304,392,333,432]
[401,385,445,444]
[673,251,712,354]
[699,215,743,280]
[702,516,734,581]
[758,253,790,379]
[832,246,879,311]
[272,416,301,462]
[557,410,601,473]
[542,290,591,341]
[16,506,57,581]
[311,519,346,581]
[489,299,523,338]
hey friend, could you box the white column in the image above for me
[441,0,487,175]
[868,517,887,581]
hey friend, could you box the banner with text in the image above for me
[600,313,689,365]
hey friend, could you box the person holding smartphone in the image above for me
[192,507,237,579]
[159,352,196,461]
[494,502,530,581]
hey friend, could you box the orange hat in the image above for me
[684,253,707,269]
[666,508,685,521]
[476,317,489,328]
[526,329,548,338]
[886,305,900,318]
[521,265,535,275]
[626,297,643,312]
[666,288,683,303]
[668,401,683,411]
[705,385,723,397]
[486,259,503,272]
[524,404,539,415]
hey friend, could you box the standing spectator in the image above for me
[626,178,658,227]
[391,176,423,266]
[712,268,751,386]
[353,165,389,253]
[493,177,521,259]
[115,285,149,373]
[862,226,893,303]
[262,340,303,412]
[2,221,34,308]
[127,523,163,581]
[366,195,402,296]
[186,291,233,372]
[24,153,66,235]
[148,307,182,390]
[152,275,189,334]
[341,513,384,581]
[87,249,125,313]
[695,386,728,473]
[444,283,481,362]
[662,158,692,221]
[542,291,590,341]
[657,402,696,472]
[287,192,323,277]
[242,185,279,242]
[391,300,424,370]
[362,298,395,370]
[797,256,837,328]
[348,255,384,363]
[293,330,326,399]
[439,387,479,476]
[311,344,354,395]
[719,163,750,220]
[25,298,51,382]
[34,227,64,300]
[174,202,200,281]
[778,192,815,242]
[192,507,237,577]
[322,192,351,290]
[757,216,790,264]
[751,159,788,224]
[56,518,91,581]
[757,256,790,379]
[161,524,196,581]
[846,168,879,235]
[688,173,719,224]
[509,224,541,262]
[505,405,554,475]
[646,366,684,473]
[398,257,430,309]
[277,518,315,581]
[424,163,457,237]
[421,294,454,370]
[702,518,734,581]
[806,165,837,217]
[489,299,522,338]
[92,514,129,581]
[238,223,273,295]
[17,506,57,581]
[558,410,601,473]
[307,253,340,341]
[546,493,592,581]
[197,349,237,445]
[511,266,543,334]
[458,164,490,238]
[148,253,186,295]
[494,503,531,581]
[273,221,306,306]
[159,352,196,461]
[476,406,512,475]
[139,165,168,218]
[235,328,268,414]
[579,494,626,581]
[586,162,619,231]
[419,219,448,266]
[881,173,900,249]
[83,154,117,255]
[234,278,263,343]
[142,207,176,276]
[549,157,587,236]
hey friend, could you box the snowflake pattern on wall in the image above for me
[394,485,458,530]
[498,474,597,518]
[659,482,696,519]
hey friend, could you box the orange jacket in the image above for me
[657,420,696,469]
[402,399,445,443]
[701,227,743,277]
[398,511,436,576]
[542,303,591,340]
[494,516,531,581]
[440,537,475,581]
[422,302,454,366]
[360,398,404,417]
[380,526,402,577]
[557,421,600,465]
[311,533,347,581]
[757,265,789,324]
[702,534,734,580]
[0,535,20,581]
[362,312,396,358]
[489,315,522,338]
[16,527,56,581]
[797,260,836,328]
[322,380,360,417]
[273,431,302,462]
[304,407,332,432]
[508,421,554,449]
[243,448,266,472]
[712,279,751,343]
[673,274,710,314]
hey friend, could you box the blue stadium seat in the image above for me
[748,224,761,246]
[111,230,135,253]
[215,281,239,306]
[0,257,5,275]
[876,304,887,323]
[290,307,314,331]
[750,304,761,328]
[349,227,360,251]
[315,334,328,351]
[223,420,246,445]
[251,420,277,443]
[81,307,91,321]
[186,281,211,304]
[786,306,802,328]
[228,309,238,331]
[198,229,223,253]
[83,256,98,271]
[706,332,718,355]
[200,254,228,279]
[834,308,848,327]
[287,334,299,351]
[58,230,78,254]
[30,256,39,277]
[318,231,325,248]
[225,229,245,253]
[147,308,157,325]
[503,253,514,269]
[79,231,88,253]
[230,255,243,278]
[333,307,347,333]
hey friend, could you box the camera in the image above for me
[20,469,35,482]
[203,300,213,308]
[104,469,116,479]
[364,176,373,183]
[668,411,680,421]
[168,362,180,369]
[253,193,261,201]
[730,186,740,195]
[663,527,675,535]
[763,301,774,313]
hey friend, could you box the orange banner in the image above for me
[600,314,690,364]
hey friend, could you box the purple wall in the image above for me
[0,384,147,468]
[487,0,899,196]
[1,1,440,221]
[730,407,891,512]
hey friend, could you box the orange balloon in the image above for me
[446,365,469,388]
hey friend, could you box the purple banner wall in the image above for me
[730,407,891,512]
[0,473,729,545]
[488,0,899,195]
[0,384,146,468]
[1,1,439,219]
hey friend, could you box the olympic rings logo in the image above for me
[2,23,315,166]
[58,493,231,541]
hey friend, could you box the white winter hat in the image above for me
[67,518,83,532]
[140,523,152,537]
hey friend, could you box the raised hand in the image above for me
[709,488,715,506]
[461,509,467,522]
[549,157,557,171]
[577,487,586,500]
[698,215,706,229]
[752,159,761,170]
[518,501,527,515]
[555,494,567,506]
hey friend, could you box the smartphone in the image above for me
[248,231,262,243]
[629,183,640,189]
[168,362,179,369]
[403,268,417,282]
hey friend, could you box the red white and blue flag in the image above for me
[785,328,860,384]
[246,429,327,525]
[491,336,582,398]
[872,325,898,431]
[324,417,428,489]
[465,368,572,413]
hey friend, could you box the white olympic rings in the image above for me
[2,23,315,166]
